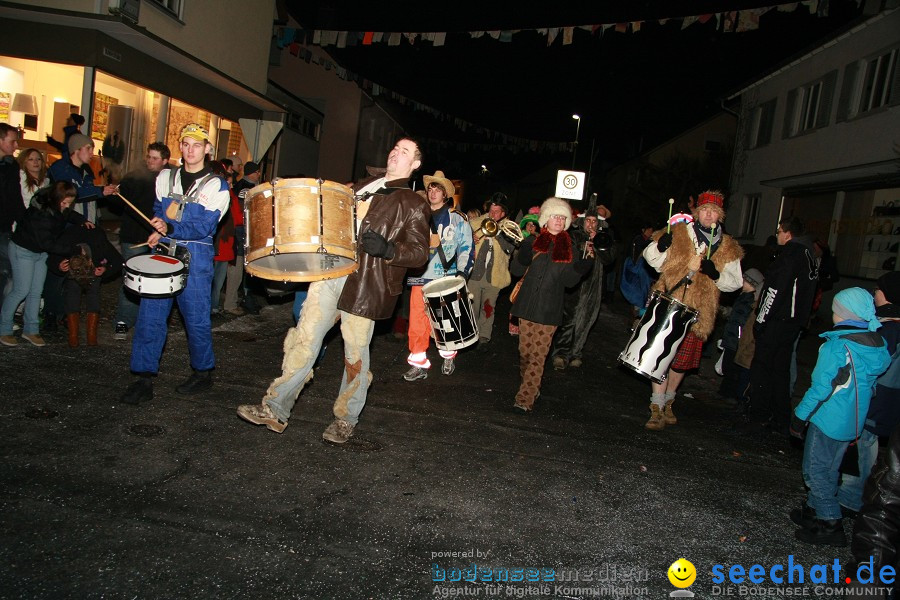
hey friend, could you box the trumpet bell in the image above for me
[480,218,499,237]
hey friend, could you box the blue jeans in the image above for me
[837,428,880,512]
[0,241,48,336]
[114,244,149,328]
[211,260,228,311]
[265,276,373,426]
[0,231,11,305]
[802,423,851,520]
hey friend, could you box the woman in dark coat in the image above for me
[0,181,86,347]
[509,197,592,412]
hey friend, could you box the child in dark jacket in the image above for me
[790,288,890,547]
[719,268,764,403]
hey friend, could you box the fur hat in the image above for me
[696,190,724,208]
[538,197,573,229]
[422,170,455,198]
[67,133,93,154]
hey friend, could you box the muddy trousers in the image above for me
[515,319,557,409]
[467,276,502,342]
[264,276,375,426]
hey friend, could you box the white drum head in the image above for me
[423,276,465,298]
[125,254,185,276]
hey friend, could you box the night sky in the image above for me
[285,1,867,180]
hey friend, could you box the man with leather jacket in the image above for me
[237,138,431,444]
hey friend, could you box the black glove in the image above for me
[360,230,395,260]
[656,232,672,252]
[699,259,720,280]
[789,415,807,440]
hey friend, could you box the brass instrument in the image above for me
[479,217,524,246]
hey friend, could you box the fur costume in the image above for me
[650,223,743,340]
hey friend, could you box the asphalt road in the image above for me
[0,284,860,599]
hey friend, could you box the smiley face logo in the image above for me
[667,558,696,588]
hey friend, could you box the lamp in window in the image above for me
[11,94,38,115]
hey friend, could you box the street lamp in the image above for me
[571,114,581,170]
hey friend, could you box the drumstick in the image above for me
[707,223,716,259]
[130,242,150,249]
[666,198,674,233]
[116,192,157,229]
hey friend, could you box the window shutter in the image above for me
[782,89,798,138]
[816,70,838,128]
[890,52,900,107]
[836,61,860,121]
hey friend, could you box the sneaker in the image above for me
[403,366,428,381]
[322,418,355,444]
[175,370,213,395]
[237,402,287,434]
[441,358,455,376]
[21,334,46,347]
[552,356,567,371]
[12,323,20,331]
[114,322,128,341]
[569,358,583,368]
[0,335,18,347]
[120,378,153,405]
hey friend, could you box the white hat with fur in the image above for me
[538,197,573,230]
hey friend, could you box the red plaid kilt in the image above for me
[671,332,703,372]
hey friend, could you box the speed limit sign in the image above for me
[555,170,585,201]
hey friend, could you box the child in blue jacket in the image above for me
[790,288,890,547]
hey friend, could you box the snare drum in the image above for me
[123,254,187,298]
[422,277,479,351]
[618,291,699,383]
[244,178,357,282]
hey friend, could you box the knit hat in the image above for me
[877,271,900,305]
[67,133,93,154]
[538,197,573,229]
[833,287,881,331]
[742,268,764,290]
[519,214,540,236]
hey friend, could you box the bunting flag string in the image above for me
[274,0,840,152]
[277,1,828,51]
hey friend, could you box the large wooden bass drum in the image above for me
[244,178,357,282]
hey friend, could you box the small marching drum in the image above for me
[422,277,479,351]
[244,178,357,282]
[123,254,187,298]
[618,291,699,383]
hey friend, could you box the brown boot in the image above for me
[663,400,678,425]
[645,404,666,431]
[86,312,99,346]
[66,313,80,348]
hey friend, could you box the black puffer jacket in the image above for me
[510,233,592,326]
[852,423,900,574]
[10,200,85,256]
[0,155,23,233]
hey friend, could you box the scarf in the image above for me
[532,228,572,263]
[693,221,722,253]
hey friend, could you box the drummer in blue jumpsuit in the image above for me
[120,123,230,405]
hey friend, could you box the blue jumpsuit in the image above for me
[130,168,229,374]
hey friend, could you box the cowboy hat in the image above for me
[423,170,456,199]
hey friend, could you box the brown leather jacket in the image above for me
[338,176,431,320]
